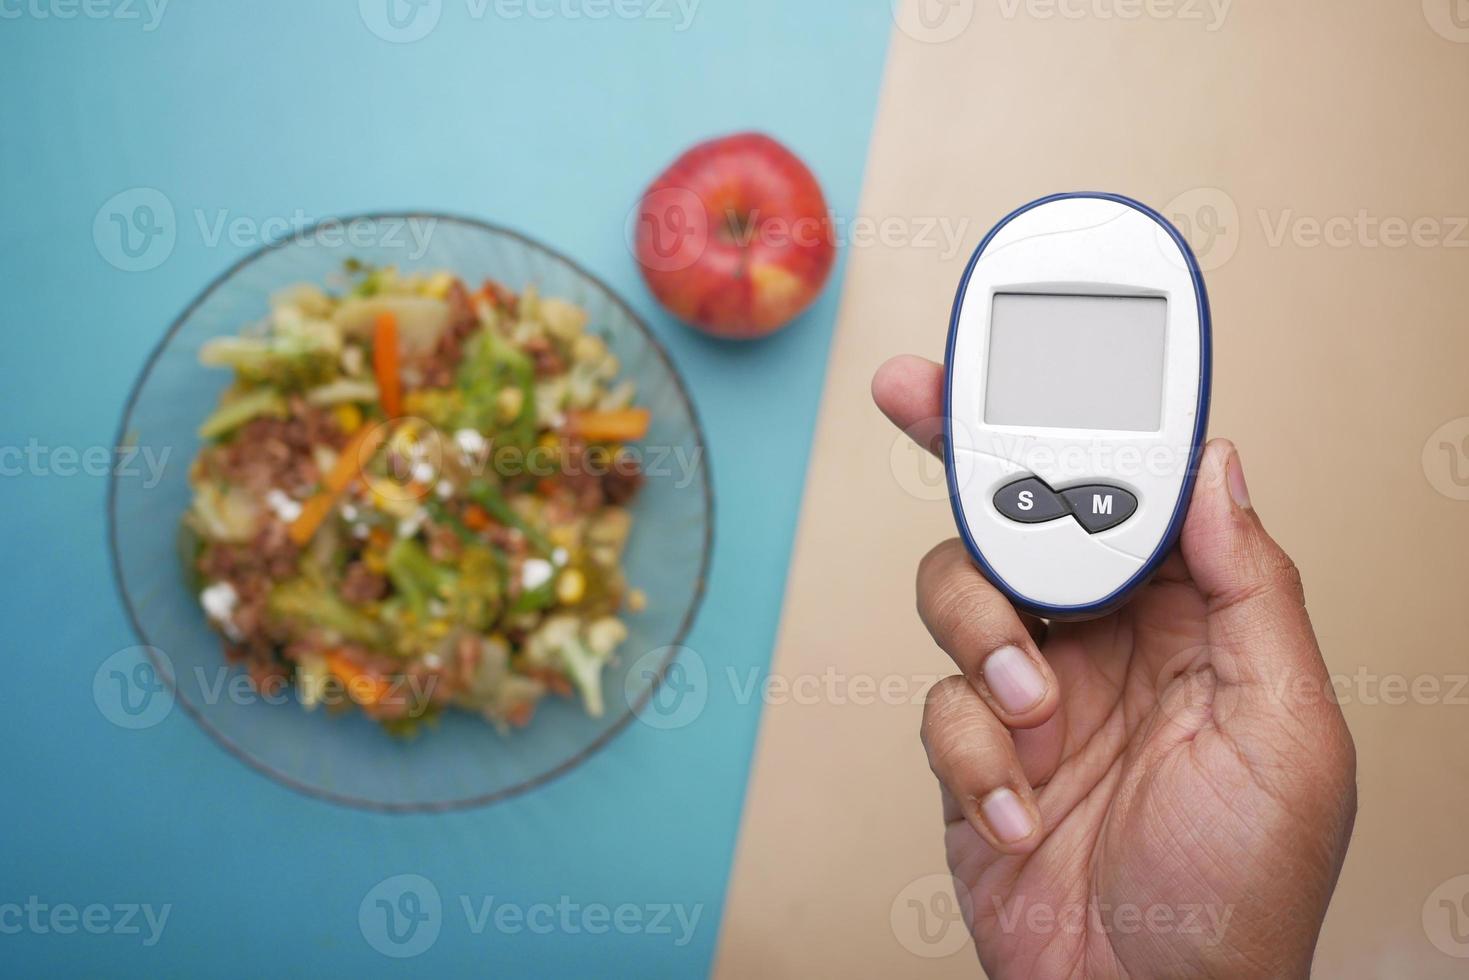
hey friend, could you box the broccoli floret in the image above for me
[268,578,385,647]
[454,545,503,631]
[385,538,501,632]
[401,388,463,430]
[523,615,627,718]
[455,328,535,458]
[557,635,608,717]
[199,314,341,390]
[384,538,452,617]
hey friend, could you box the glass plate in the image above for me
[108,213,713,811]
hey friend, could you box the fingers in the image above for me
[871,354,945,455]
[917,539,1060,729]
[1179,439,1329,690]
[876,353,1050,647]
[923,676,1043,854]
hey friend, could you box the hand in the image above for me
[874,355,1357,979]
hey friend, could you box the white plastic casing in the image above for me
[944,194,1210,618]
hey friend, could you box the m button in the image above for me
[1060,485,1138,534]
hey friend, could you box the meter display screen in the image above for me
[984,292,1167,432]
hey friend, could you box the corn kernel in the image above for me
[389,421,424,458]
[496,386,525,424]
[556,568,586,605]
[424,271,455,299]
[366,482,418,520]
[626,588,647,613]
[426,620,450,639]
[334,403,363,434]
[363,550,387,574]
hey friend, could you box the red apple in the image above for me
[633,132,835,339]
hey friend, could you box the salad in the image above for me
[184,263,650,735]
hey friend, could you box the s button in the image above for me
[993,478,1069,524]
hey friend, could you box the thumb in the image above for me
[1179,439,1329,694]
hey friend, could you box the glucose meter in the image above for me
[943,193,1211,619]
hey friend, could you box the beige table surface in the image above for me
[714,1,1469,976]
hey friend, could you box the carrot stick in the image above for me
[461,504,491,531]
[563,408,651,442]
[324,650,394,706]
[373,311,403,418]
[288,422,390,545]
[289,493,338,548]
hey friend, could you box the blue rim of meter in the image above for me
[941,192,1213,620]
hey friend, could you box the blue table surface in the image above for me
[0,2,890,975]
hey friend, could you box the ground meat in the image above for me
[446,278,478,334]
[198,523,298,585]
[406,657,454,710]
[211,397,342,495]
[254,520,301,579]
[554,440,645,508]
[554,439,606,512]
[220,578,289,675]
[602,450,644,505]
[486,281,518,314]
[523,335,566,378]
[339,561,388,604]
[198,519,302,652]
[229,591,271,644]
[415,279,483,389]
[486,524,529,557]
[424,522,462,563]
